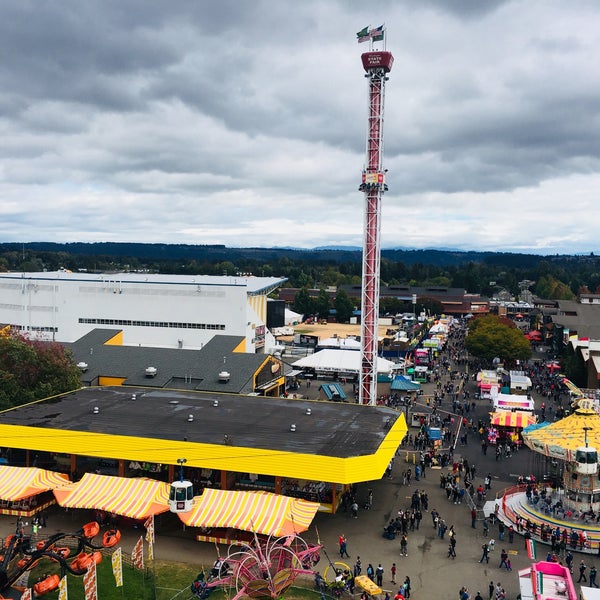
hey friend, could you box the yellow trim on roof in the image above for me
[98,376,126,386]
[232,339,246,353]
[104,331,123,345]
[0,415,406,485]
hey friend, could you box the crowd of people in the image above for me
[322,318,600,599]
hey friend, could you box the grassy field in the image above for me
[26,557,322,600]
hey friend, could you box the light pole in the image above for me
[177,457,187,481]
[584,427,592,448]
[412,294,417,322]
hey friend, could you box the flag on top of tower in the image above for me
[370,25,385,42]
[357,26,370,43]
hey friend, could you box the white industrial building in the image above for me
[0,271,286,352]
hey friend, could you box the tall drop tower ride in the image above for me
[358,48,393,405]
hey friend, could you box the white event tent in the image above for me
[292,349,395,375]
[317,337,361,350]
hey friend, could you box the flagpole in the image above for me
[151,543,156,600]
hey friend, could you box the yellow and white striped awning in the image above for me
[0,466,69,500]
[53,473,170,519]
[178,489,320,536]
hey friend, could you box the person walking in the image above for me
[579,560,588,583]
[376,564,384,586]
[339,534,350,558]
[353,557,362,577]
[488,581,494,600]
[479,542,490,563]
[448,536,457,559]
[566,551,574,573]
[390,562,396,584]
[403,576,411,599]
[590,565,599,588]
[366,564,375,582]
[498,549,509,570]
[471,508,477,529]
[494,583,505,600]
[400,534,408,556]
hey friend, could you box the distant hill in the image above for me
[0,241,555,269]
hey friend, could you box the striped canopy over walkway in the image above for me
[178,489,320,536]
[0,466,69,500]
[53,473,170,519]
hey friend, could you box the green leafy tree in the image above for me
[0,332,81,409]
[418,297,445,317]
[314,289,332,319]
[535,275,576,300]
[292,287,315,317]
[465,315,532,364]
[334,288,355,323]
[379,297,404,315]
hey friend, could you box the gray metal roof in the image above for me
[552,301,600,339]
[0,271,286,293]
[66,331,264,394]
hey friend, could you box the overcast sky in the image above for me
[2,1,600,255]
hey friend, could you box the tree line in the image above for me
[2,242,600,300]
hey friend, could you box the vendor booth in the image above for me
[477,370,500,399]
[0,466,69,516]
[489,411,537,447]
[491,391,535,412]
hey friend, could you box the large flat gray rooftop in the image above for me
[0,386,402,459]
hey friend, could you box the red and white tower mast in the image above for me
[358,43,393,405]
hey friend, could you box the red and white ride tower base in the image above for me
[358,50,393,405]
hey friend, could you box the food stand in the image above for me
[488,410,537,446]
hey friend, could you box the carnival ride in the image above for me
[0,521,120,597]
[194,532,322,600]
[492,399,600,553]
[518,560,577,600]
[358,31,393,406]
